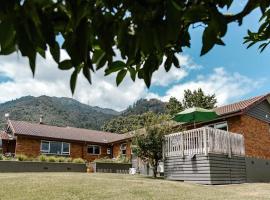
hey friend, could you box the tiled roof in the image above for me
[0,131,10,140]
[214,94,269,116]
[8,120,132,144]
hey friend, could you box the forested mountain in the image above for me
[0,96,166,131]
[122,98,166,116]
[0,96,120,130]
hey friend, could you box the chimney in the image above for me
[5,113,10,121]
[39,115,44,124]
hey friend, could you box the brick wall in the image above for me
[187,114,270,159]
[228,115,270,159]
[112,140,132,159]
[15,136,40,157]
[14,135,132,162]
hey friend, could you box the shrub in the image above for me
[72,158,85,164]
[38,155,48,162]
[58,157,66,163]
[16,154,28,161]
[48,156,56,162]
[65,157,72,163]
[0,154,3,161]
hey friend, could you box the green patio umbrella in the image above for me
[173,107,219,128]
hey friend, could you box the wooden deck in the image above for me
[163,127,245,158]
[163,127,246,184]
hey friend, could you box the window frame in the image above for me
[120,143,127,155]
[87,145,101,155]
[40,140,70,156]
[206,121,228,131]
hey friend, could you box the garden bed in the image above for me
[0,160,86,172]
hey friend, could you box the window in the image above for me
[87,145,100,155]
[40,141,70,155]
[62,142,70,154]
[41,141,49,153]
[120,143,127,155]
[207,122,228,131]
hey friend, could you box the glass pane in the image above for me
[122,150,126,155]
[62,142,70,154]
[50,142,62,154]
[41,141,49,152]
[94,146,100,154]
[87,146,94,154]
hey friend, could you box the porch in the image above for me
[163,127,246,184]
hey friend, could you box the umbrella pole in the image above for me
[193,121,196,129]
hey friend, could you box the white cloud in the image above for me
[149,67,264,106]
[0,52,148,111]
[0,51,262,111]
[151,54,200,87]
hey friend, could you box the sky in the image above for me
[0,1,269,111]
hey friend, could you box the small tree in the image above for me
[133,122,173,178]
[182,88,217,109]
[165,97,183,116]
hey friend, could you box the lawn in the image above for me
[0,173,270,200]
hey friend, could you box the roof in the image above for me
[0,131,10,140]
[8,120,132,144]
[214,94,270,116]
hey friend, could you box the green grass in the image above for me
[0,173,270,200]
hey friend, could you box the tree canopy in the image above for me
[102,112,170,134]
[182,88,217,109]
[0,1,269,93]
[165,88,217,115]
[133,122,173,178]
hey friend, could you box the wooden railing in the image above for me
[163,127,245,158]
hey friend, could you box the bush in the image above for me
[38,155,48,162]
[65,157,72,163]
[0,154,3,161]
[16,154,28,161]
[48,156,57,162]
[72,158,85,164]
[57,157,66,163]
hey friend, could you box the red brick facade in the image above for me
[14,135,132,162]
[228,115,270,159]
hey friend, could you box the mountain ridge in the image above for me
[0,96,166,130]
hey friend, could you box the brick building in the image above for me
[0,120,132,162]
[186,93,270,159]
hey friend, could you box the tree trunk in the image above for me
[152,160,158,178]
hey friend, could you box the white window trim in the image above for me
[87,145,101,155]
[206,121,228,131]
[62,142,70,155]
[120,143,127,155]
[107,148,111,155]
[40,140,70,155]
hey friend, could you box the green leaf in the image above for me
[201,26,217,56]
[128,67,136,81]
[92,49,106,70]
[172,54,180,68]
[105,61,126,76]
[164,56,173,72]
[50,43,60,63]
[83,63,92,84]
[70,70,78,95]
[29,54,37,77]
[59,60,73,70]
[116,69,127,86]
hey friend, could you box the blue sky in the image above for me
[149,2,270,102]
[0,1,269,111]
